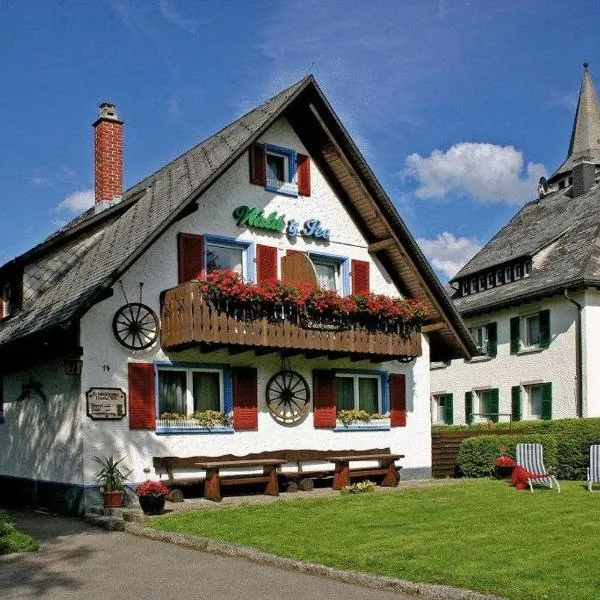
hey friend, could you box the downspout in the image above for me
[564,289,583,417]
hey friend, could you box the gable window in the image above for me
[335,373,381,414]
[156,364,232,432]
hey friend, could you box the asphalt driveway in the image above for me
[1,511,413,600]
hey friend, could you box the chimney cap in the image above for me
[94,102,122,126]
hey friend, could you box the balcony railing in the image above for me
[161,282,421,360]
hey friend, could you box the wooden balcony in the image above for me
[161,282,421,361]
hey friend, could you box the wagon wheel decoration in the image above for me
[112,303,159,351]
[266,370,310,424]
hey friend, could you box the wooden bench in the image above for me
[152,451,286,501]
[325,453,403,490]
[196,459,286,502]
[281,448,403,491]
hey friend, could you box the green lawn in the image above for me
[150,480,600,600]
[0,512,38,554]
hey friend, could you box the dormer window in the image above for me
[525,261,532,275]
[514,264,522,280]
[461,280,469,295]
[478,274,486,290]
[496,269,504,285]
[1,284,11,319]
[487,272,494,288]
[470,278,477,293]
[505,266,512,283]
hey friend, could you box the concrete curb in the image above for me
[125,523,503,600]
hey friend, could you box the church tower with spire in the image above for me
[431,64,600,426]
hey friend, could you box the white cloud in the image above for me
[417,232,482,280]
[158,0,200,32]
[31,176,48,186]
[405,142,547,204]
[57,189,94,214]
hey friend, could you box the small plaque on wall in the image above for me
[86,388,126,420]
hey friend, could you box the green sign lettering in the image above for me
[233,205,285,232]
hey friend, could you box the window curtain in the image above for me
[358,378,378,413]
[193,372,220,412]
[314,262,336,291]
[336,377,354,411]
[158,371,186,414]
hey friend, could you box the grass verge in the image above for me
[0,511,39,554]
[150,480,600,600]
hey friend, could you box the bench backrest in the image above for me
[284,448,391,462]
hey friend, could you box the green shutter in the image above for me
[443,393,454,425]
[511,385,521,421]
[487,322,497,357]
[465,391,473,425]
[510,317,520,354]
[539,309,551,349]
[489,388,500,422]
[541,382,552,420]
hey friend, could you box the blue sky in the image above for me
[2,1,599,280]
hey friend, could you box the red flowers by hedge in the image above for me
[135,480,170,497]
[494,455,517,467]
[196,269,428,333]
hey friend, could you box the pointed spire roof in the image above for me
[551,63,600,180]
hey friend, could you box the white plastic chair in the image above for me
[516,443,560,493]
[587,444,600,492]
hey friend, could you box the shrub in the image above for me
[457,434,557,478]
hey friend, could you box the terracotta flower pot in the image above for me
[138,495,166,515]
[103,491,125,508]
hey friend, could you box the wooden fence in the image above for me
[432,429,523,478]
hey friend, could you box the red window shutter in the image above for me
[351,259,370,295]
[297,153,311,196]
[257,245,278,282]
[177,233,204,284]
[313,370,336,428]
[389,374,406,427]
[233,367,258,430]
[249,143,266,185]
[128,362,156,430]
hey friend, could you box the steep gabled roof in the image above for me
[0,75,475,360]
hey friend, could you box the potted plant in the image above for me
[493,454,517,479]
[135,480,170,515]
[93,455,130,508]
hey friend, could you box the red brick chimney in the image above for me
[93,102,123,211]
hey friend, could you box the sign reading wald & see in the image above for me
[86,388,126,420]
[233,205,330,240]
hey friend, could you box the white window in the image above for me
[474,389,494,421]
[472,326,488,355]
[514,264,522,279]
[312,257,341,293]
[505,266,512,283]
[265,144,297,195]
[524,314,540,347]
[431,394,446,424]
[158,367,224,418]
[335,374,381,414]
[461,281,469,295]
[0,284,10,319]
[524,384,542,419]
[496,269,504,285]
[470,278,477,293]
[487,272,495,287]
[206,242,246,278]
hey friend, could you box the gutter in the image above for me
[564,289,583,417]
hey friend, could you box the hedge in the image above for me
[453,418,600,479]
[433,417,600,435]
[457,434,557,478]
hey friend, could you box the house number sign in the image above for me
[86,388,126,420]
[233,205,330,240]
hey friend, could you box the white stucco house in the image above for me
[431,65,600,426]
[0,76,474,514]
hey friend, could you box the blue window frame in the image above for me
[307,252,350,296]
[154,361,233,435]
[264,143,298,197]
[333,369,390,431]
[204,234,255,283]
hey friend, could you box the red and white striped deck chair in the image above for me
[587,445,600,492]
[516,443,560,493]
